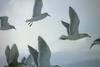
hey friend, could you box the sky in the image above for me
[0,0,100,67]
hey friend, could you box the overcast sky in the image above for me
[0,0,100,66]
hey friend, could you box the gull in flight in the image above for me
[60,6,91,40]
[4,44,34,67]
[28,36,61,67]
[90,38,100,49]
[28,36,51,67]
[0,16,16,30]
[26,0,50,27]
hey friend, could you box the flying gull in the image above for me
[28,36,61,67]
[60,6,91,40]
[26,0,50,27]
[28,36,51,67]
[0,16,16,30]
[4,44,34,67]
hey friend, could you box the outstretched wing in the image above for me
[5,46,10,65]
[9,44,19,65]
[38,36,51,67]
[61,21,70,35]
[28,45,38,66]
[33,0,43,17]
[69,6,80,35]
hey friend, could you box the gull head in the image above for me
[44,13,50,16]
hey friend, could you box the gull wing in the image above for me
[38,36,51,67]
[69,6,80,35]
[33,0,43,17]
[28,45,38,66]
[61,21,70,35]
[21,57,27,64]
[0,16,10,27]
[5,46,10,65]
[9,44,19,65]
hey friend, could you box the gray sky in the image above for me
[0,0,100,66]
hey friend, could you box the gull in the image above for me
[90,38,100,49]
[60,6,91,40]
[26,0,50,27]
[28,36,61,67]
[5,44,19,66]
[4,44,34,67]
[0,16,16,30]
[28,36,51,67]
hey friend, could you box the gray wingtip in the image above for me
[38,36,47,48]
[12,44,17,48]
[69,6,77,16]
[6,45,10,49]
[28,45,32,49]
[61,20,67,25]
[38,36,43,41]
[69,6,74,11]
[28,45,35,52]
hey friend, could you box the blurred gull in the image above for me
[28,36,61,67]
[26,0,50,27]
[60,6,91,40]
[28,36,51,67]
[0,16,16,30]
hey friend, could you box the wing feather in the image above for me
[38,36,51,67]
[61,21,70,35]
[69,7,80,35]
[33,0,43,17]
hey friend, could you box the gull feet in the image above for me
[26,18,34,27]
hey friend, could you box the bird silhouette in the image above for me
[60,6,91,40]
[90,38,100,49]
[0,16,16,30]
[26,0,50,27]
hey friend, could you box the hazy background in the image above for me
[0,0,100,67]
